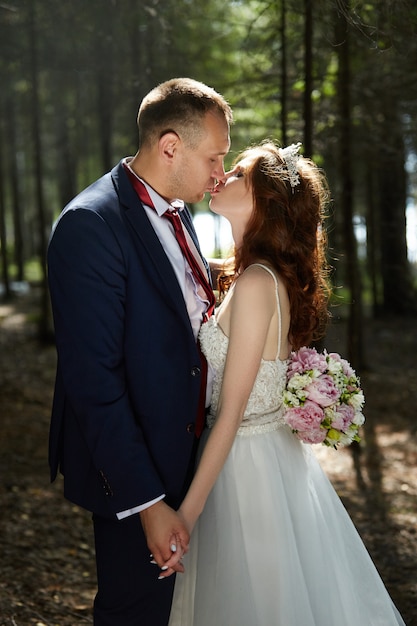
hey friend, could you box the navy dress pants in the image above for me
[93,513,175,625]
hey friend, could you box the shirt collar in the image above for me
[124,157,185,217]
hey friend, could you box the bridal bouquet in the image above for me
[283,347,365,448]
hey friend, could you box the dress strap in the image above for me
[249,263,282,359]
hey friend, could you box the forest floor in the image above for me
[0,287,416,626]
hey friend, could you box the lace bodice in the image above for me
[199,265,289,436]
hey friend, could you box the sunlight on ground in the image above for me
[313,443,354,476]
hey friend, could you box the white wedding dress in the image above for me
[169,265,406,626]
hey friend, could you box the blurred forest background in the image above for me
[0,0,416,624]
[1,0,417,360]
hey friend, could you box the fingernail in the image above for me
[161,565,168,571]
[150,559,157,565]
[158,576,165,580]
[171,544,177,552]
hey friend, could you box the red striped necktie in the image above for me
[124,164,215,318]
[124,163,213,437]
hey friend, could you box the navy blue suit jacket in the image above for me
[48,161,204,520]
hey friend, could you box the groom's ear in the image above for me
[159,131,180,164]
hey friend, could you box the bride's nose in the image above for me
[217,169,234,184]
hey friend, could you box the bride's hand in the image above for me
[155,533,187,579]
[140,501,189,579]
[156,507,197,578]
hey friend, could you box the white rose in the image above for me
[350,391,365,410]
[352,411,365,426]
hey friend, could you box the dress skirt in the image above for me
[169,425,405,626]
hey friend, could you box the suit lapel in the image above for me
[111,162,192,327]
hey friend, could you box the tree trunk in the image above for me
[0,111,11,299]
[377,101,417,315]
[365,160,380,317]
[336,0,364,369]
[28,0,52,341]
[7,97,25,282]
[97,72,114,173]
[303,0,313,157]
[55,103,77,209]
[279,0,288,145]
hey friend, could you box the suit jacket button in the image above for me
[186,423,195,434]
[191,366,200,376]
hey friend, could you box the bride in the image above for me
[164,141,405,625]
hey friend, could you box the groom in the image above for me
[48,78,232,625]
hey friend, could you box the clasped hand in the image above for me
[140,501,191,579]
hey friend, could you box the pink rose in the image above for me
[328,352,355,378]
[285,400,324,433]
[306,375,340,407]
[334,404,355,430]
[287,347,327,378]
[329,413,344,431]
[296,428,327,444]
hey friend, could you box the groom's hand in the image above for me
[140,500,189,578]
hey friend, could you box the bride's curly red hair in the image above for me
[218,141,331,349]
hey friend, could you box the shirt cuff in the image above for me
[116,494,165,520]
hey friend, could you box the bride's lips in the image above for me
[209,181,224,196]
